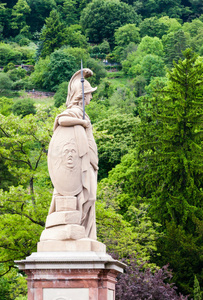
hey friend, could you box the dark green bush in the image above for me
[54,81,68,108]
[14,34,30,46]
[85,58,107,85]
[12,98,36,117]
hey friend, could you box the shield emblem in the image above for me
[48,126,83,196]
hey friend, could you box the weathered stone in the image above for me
[45,211,81,228]
[55,195,77,211]
[40,224,86,241]
[37,239,106,252]
[47,68,98,240]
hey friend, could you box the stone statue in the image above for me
[16,70,124,299]
[38,68,105,252]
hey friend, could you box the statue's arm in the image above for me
[58,116,89,128]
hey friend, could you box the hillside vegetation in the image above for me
[0,1,203,299]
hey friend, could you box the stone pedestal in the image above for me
[16,252,125,300]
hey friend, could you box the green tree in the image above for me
[98,40,110,55]
[139,16,182,39]
[136,49,203,226]
[0,266,10,300]
[63,46,90,69]
[0,97,13,116]
[80,0,140,47]
[162,29,189,67]
[11,0,31,36]
[27,0,56,33]
[14,33,30,46]
[94,77,115,102]
[90,40,111,59]
[1,0,18,9]
[99,49,203,295]
[140,54,166,84]
[77,0,92,13]
[96,199,161,261]
[85,99,110,124]
[0,266,27,300]
[0,73,13,94]
[144,76,168,96]
[139,16,169,38]
[97,153,162,260]
[188,0,203,17]
[85,58,107,85]
[108,86,138,115]
[113,24,140,62]
[40,9,66,58]
[59,0,78,25]
[193,275,202,300]
[43,49,78,91]
[158,16,182,33]
[54,81,68,107]
[114,24,140,48]
[182,19,203,54]
[136,36,164,57]
[133,0,190,20]
[154,221,202,295]
[0,43,22,65]
[0,107,56,274]
[64,25,88,48]
[122,36,164,77]
[95,113,139,179]
[3,62,16,73]
[12,98,36,117]
[0,43,34,66]
[135,49,203,294]
[132,75,147,97]
[30,56,50,90]
[0,3,8,40]
[7,67,27,82]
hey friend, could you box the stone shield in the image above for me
[48,125,83,196]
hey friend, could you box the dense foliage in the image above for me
[0,0,203,299]
[116,256,189,300]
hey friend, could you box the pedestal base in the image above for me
[37,238,106,252]
[16,252,125,300]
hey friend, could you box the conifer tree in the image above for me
[40,9,66,58]
[135,49,203,294]
[163,30,189,67]
[193,275,202,300]
[138,49,203,226]
[11,0,31,36]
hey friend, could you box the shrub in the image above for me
[54,81,68,108]
[7,67,27,82]
[14,34,30,46]
[85,58,107,86]
[12,98,36,117]
[116,256,189,300]
[0,97,13,116]
[0,73,13,93]
[43,49,77,91]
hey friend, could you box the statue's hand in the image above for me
[83,120,91,128]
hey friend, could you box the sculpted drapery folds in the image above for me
[47,68,98,240]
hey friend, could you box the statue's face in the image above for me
[85,92,92,105]
[62,142,78,169]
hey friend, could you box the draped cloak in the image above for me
[48,106,98,240]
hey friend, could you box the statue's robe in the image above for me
[48,106,98,240]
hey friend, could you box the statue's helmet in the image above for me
[66,68,97,107]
